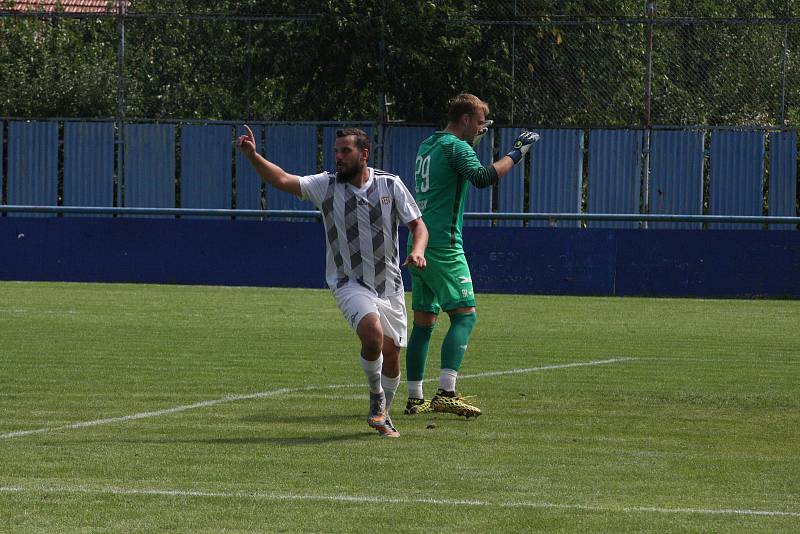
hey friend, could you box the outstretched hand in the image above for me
[236,125,257,157]
[403,252,426,269]
[506,130,540,164]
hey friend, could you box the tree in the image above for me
[0,14,117,117]
[1,0,796,126]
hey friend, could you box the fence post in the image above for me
[245,22,253,122]
[116,0,127,208]
[377,0,389,123]
[780,20,788,125]
[642,0,655,226]
[511,0,518,123]
[376,0,387,166]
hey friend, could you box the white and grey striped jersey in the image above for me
[299,167,421,298]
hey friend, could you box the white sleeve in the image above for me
[298,172,330,209]
[392,179,422,224]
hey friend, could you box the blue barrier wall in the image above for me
[264,125,317,216]
[124,124,176,212]
[0,124,3,205]
[7,121,59,217]
[63,122,115,211]
[588,129,643,229]
[180,124,233,210]
[709,130,765,230]
[1,217,798,297]
[528,128,584,229]
[648,130,704,230]
[0,217,325,288]
[769,131,798,231]
[2,120,797,227]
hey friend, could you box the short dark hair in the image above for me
[447,93,490,124]
[336,128,371,152]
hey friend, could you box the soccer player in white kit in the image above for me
[237,126,428,438]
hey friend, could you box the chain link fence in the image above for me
[1,2,799,127]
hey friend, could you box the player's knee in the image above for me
[413,310,438,327]
[452,311,477,334]
[359,334,383,358]
[356,314,383,354]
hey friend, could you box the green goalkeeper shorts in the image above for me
[409,247,476,314]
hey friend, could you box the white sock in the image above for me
[381,373,401,412]
[407,380,424,400]
[438,368,458,393]
[360,355,384,394]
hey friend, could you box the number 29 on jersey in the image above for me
[415,155,431,193]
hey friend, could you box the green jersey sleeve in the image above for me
[444,139,498,189]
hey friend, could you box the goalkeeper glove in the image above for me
[506,131,540,163]
[471,120,494,148]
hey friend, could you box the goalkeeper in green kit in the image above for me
[404,93,539,418]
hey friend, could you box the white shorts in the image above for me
[333,283,409,347]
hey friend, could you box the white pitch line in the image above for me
[0,358,632,440]
[505,500,800,517]
[461,357,634,379]
[0,484,797,518]
[0,386,327,440]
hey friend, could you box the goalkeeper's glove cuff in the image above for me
[506,148,524,164]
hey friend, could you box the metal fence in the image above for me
[1,3,800,127]
[1,119,797,229]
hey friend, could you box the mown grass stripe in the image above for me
[1,484,797,518]
[0,358,632,440]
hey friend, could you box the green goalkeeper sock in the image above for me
[406,323,435,382]
[441,312,476,372]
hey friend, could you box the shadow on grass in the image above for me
[240,413,360,423]
[89,431,374,447]
[207,432,372,445]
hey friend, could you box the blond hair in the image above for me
[447,93,489,123]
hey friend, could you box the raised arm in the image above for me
[236,125,302,198]
[447,131,540,188]
[492,131,540,178]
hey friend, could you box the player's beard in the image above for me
[336,160,364,182]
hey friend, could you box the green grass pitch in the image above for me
[1,282,798,532]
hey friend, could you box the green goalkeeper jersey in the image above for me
[407,131,498,251]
